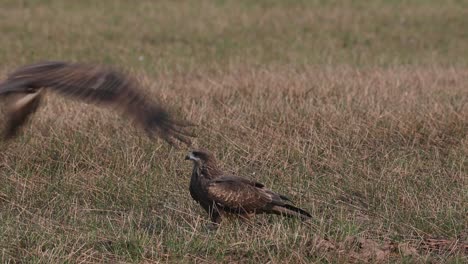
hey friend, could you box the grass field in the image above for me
[0,0,467,263]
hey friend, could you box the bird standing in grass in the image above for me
[185,149,311,227]
[0,61,194,146]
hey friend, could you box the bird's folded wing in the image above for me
[206,177,271,212]
[214,175,265,188]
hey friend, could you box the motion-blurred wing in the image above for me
[0,61,194,146]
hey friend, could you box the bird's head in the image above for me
[185,149,223,178]
[185,149,213,166]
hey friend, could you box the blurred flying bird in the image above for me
[0,61,194,146]
[186,149,311,227]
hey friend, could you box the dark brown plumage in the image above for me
[185,149,312,226]
[0,61,194,146]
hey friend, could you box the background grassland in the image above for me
[0,0,467,263]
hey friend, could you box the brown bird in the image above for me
[0,61,194,146]
[185,149,311,226]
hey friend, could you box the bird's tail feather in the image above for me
[272,204,312,220]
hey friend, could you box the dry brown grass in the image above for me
[1,66,467,262]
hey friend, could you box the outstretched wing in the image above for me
[0,61,194,146]
[206,176,274,213]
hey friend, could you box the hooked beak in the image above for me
[185,152,198,161]
[185,152,194,160]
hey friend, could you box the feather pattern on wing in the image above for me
[207,176,273,213]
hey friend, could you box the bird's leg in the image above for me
[205,208,222,231]
[206,205,222,223]
[11,88,43,111]
[211,212,222,225]
[3,88,43,140]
